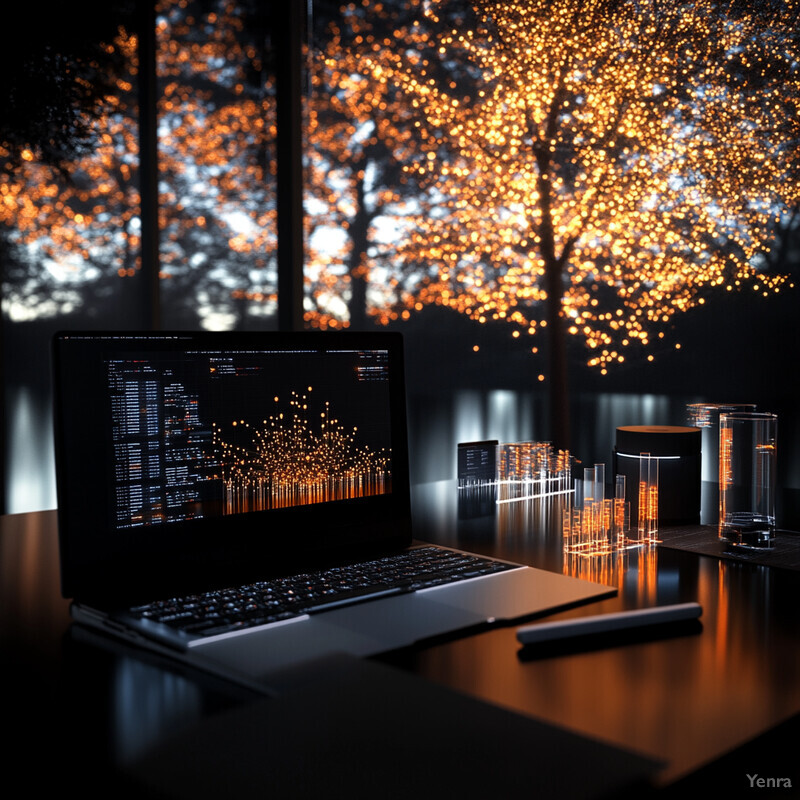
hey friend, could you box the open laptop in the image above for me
[53,330,615,688]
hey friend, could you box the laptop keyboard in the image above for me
[130,546,516,638]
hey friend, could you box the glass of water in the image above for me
[718,412,778,548]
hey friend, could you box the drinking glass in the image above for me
[719,412,777,548]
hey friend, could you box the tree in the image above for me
[0,1,136,171]
[1,25,142,317]
[155,0,278,328]
[1,0,277,329]
[304,0,479,330]
[371,0,800,447]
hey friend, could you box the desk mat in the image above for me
[129,653,661,800]
[658,525,800,571]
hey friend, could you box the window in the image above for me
[1,0,279,511]
[2,0,799,515]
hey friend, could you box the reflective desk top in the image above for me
[3,485,799,796]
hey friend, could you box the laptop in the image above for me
[52,330,615,688]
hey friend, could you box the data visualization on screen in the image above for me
[106,348,393,530]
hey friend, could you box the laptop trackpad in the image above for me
[420,565,616,620]
[195,592,485,682]
[322,590,486,643]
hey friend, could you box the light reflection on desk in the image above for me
[3,496,799,790]
[61,624,257,780]
[109,650,206,765]
[409,480,800,786]
[419,481,662,602]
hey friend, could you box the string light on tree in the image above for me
[370,0,798,377]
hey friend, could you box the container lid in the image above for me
[615,425,701,456]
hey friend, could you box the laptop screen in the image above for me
[53,331,412,603]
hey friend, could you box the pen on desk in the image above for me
[516,602,703,646]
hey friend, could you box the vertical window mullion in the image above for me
[137,0,161,330]
[275,0,305,332]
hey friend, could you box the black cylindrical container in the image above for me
[612,426,702,526]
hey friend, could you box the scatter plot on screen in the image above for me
[107,348,392,529]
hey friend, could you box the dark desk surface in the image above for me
[3,486,799,796]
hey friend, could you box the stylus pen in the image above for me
[516,602,703,646]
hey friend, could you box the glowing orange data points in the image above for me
[212,388,391,513]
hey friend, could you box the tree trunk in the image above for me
[347,171,371,330]
[536,166,571,451]
[544,261,571,452]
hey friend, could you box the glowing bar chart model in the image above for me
[562,464,641,556]
[637,452,660,544]
[494,442,574,504]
